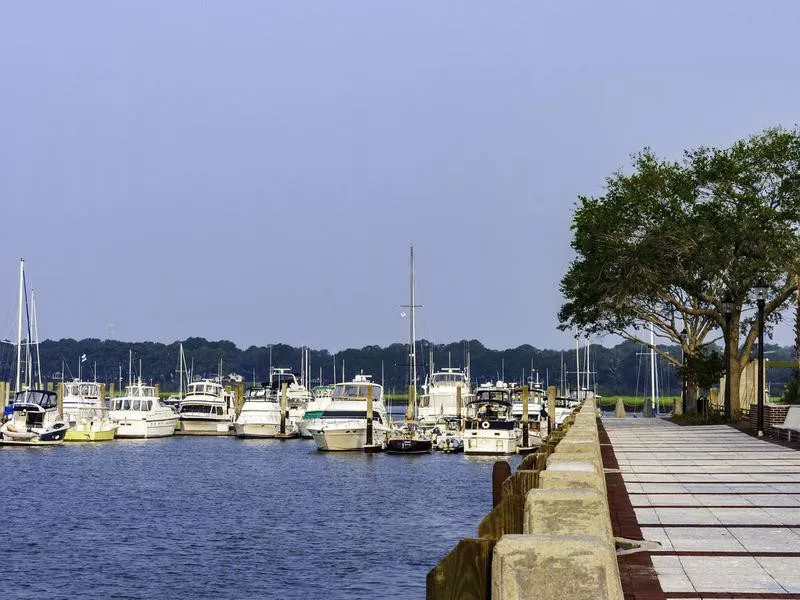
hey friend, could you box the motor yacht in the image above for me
[62,380,118,442]
[0,389,70,446]
[418,368,473,430]
[307,375,392,451]
[268,368,312,429]
[463,388,522,455]
[178,379,236,435]
[233,384,297,438]
[108,381,178,438]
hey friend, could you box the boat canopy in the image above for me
[13,389,57,409]
[332,382,383,400]
[244,387,269,400]
[320,409,384,423]
[180,404,224,415]
[64,381,100,397]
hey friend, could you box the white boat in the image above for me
[418,368,473,429]
[233,385,297,438]
[463,388,522,455]
[178,379,236,435]
[0,389,70,445]
[307,375,392,451]
[108,382,178,438]
[62,380,118,442]
[297,385,335,439]
[268,368,312,428]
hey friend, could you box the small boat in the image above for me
[463,388,522,455]
[0,389,70,446]
[62,380,118,442]
[108,381,179,438]
[233,384,298,438]
[386,421,432,454]
[178,379,236,435]
[430,416,464,453]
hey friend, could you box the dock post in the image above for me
[492,461,511,508]
[456,385,462,429]
[522,384,529,448]
[235,383,244,414]
[57,382,64,420]
[0,381,6,405]
[155,384,161,399]
[366,384,373,445]
[547,385,556,434]
[280,382,287,434]
[407,384,415,421]
[100,383,106,411]
[109,382,115,401]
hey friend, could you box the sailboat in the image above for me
[387,245,432,455]
[0,259,70,446]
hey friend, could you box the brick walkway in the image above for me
[604,417,800,599]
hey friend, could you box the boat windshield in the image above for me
[187,382,221,397]
[475,389,511,403]
[244,387,268,400]
[332,383,382,400]
[65,382,100,397]
[14,390,57,409]
[472,401,512,420]
[180,404,223,415]
[431,373,466,386]
[124,385,157,398]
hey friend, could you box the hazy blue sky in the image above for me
[2,1,799,351]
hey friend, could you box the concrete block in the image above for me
[554,440,600,457]
[524,488,612,538]
[539,469,605,491]
[546,452,602,474]
[492,534,623,600]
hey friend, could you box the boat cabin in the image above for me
[243,386,270,401]
[331,379,383,401]
[429,370,468,387]
[466,389,516,430]
[11,390,58,428]
[186,381,222,397]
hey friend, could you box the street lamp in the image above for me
[754,277,769,437]
[721,295,736,424]
[680,328,688,414]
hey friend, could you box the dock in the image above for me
[604,417,800,598]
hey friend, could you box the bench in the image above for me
[773,406,800,441]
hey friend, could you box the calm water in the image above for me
[2,437,519,599]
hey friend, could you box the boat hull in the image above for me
[115,418,177,439]
[233,423,282,438]
[178,417,233,436]
[463,430,520,455]
[386,438,432,454]
[64,426,118,442]
[309,426,388,452]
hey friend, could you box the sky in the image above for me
[1,1,799,352]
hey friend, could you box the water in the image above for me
[2,438,519,599]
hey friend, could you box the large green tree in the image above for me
[560,128,800,415]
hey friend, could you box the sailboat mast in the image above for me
[575,334,580,399]
[31,288,42,388]
[585,335,590,395]
[128,349,132,387]
[15,259,24,393]
[409,245,417,419]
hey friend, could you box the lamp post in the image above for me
[680,328,688,414]
[722,296,736,424]
[754,277,769,438]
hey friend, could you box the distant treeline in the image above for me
[0,337,796,397]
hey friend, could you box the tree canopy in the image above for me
[559,127,800,410]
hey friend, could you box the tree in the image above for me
[560,128,800,416]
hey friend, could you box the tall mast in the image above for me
[31,288,42,388]
[128,349,132,387]
[406,245,420,420]
[15,259,24,393]
[585,335,590,395]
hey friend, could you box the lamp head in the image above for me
[721,295,736,315]
[754,277,769,301]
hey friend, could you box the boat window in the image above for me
[142,400,152,411]
[123,399,131,410]
[431,373,466,385]
[131,400,141,411]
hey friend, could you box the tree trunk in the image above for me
[685,383,698,415]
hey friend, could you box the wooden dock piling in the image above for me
[57,382,64,419]
[366,384,373,445]
[547,385,556,433]
[280,382,287,434]
[521,385,529,448]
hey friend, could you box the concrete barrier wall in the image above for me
[491,399,623,600]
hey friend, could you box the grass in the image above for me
[599,396,679,411]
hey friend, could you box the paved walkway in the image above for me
[604,417,800,599]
